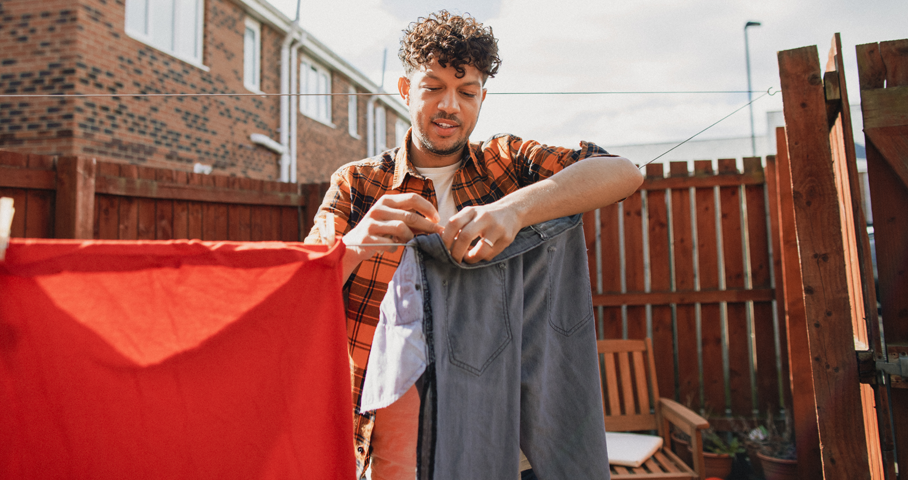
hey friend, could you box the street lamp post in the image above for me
[744,21,761,157]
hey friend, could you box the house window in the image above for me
[374,105,386,153]
[348,86,359,138]
[395,118,408,147]
[243,18,261,91]
[300,58,332,125]
[125,0,204,66]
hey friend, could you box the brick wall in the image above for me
[0,0,410,184]
[0,0,80,155]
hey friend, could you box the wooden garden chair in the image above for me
[598,338,710,480]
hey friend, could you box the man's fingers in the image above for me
[442,207,476,248]
[462,237,498,264]
[380,193,441,224]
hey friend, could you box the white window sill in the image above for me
[302,112,336,129]
[125,30,210,72]
[349,132,361,140]
[244,84,266,95]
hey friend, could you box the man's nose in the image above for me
[437,90,460,113]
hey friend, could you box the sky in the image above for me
[268,0,906,153]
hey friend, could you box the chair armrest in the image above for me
[659,398,710,479]
[658,398,709,438]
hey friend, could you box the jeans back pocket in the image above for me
[547,244,594,336]
[443,263,512,376]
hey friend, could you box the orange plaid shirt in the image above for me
[304,129,609,477]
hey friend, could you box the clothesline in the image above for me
[0,87,779,168]
[0,89,773,98]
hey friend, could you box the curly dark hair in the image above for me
[399,10,501,82]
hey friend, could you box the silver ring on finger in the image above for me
[482,237,494,248]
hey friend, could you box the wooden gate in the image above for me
[774,33,908,479]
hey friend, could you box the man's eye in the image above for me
[462,92,477,98]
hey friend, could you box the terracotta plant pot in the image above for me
[670,432,693,468]
[757,452,798,480]
[745,444,764,476]
[701,451,734,479]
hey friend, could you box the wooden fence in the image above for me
[581,158,789,422]
[0,150,328,242]
[2,149,790,425]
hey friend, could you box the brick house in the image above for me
[0,0,410,183]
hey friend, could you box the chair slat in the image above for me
[603,413,658,431]
[604,352,621,415]
[653,450,681,473]
[645,337,660,400]
[643,457,663,473]
[633,350,651,413]
[619,351,636,415]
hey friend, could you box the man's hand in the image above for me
[442,202,523,264]
[341,193,443,279]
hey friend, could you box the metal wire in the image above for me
[0,89,770,98]
[640,87,778,168]
[0,86,779,167]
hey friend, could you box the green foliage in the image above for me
[741,410,797,461]
[703,430,746,455]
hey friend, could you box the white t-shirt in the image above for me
[414,161,462,226]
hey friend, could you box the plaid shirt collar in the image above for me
[392,128,484,190]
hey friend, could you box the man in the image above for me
[305,11,643,479]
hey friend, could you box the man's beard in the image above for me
[414,128,468,157]
[413,112,468,157]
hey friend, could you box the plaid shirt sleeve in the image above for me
[473,134,612,195]
[510,136,612,186]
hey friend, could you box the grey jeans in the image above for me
[413,214,610,480]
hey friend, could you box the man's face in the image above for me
[398,60,487,163]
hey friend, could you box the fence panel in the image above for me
[0,151,55,238]
[586,159,788,420]
[0,151,317,242]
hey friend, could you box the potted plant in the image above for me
[698,429,745,479]
[747,410,798,480]
[668,428,693,468]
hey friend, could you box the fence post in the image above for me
[55,156,96,239]
[778,45,871,479]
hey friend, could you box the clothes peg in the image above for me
[0,197,14,261]
[317,212,336,247]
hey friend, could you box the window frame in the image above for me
[124,0,207,71]
[374,105,387,153]
[243,17,262,93]
[299,57,334,127]
[348,86,360,139]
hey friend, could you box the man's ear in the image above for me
[481,88,487,103]
[398,76,410,105]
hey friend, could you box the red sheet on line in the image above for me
[0,239,353,479]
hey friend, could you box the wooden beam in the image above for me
[55,156,96,240]
[778,45,871,479]
[828,33,889,480]
[863,125,908,190]
[861,86,908,129]
[0,165,56,190]
[774,127,822,479]
[94,175,305,207]
[592,288,773,307]
[641,171,764,191]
